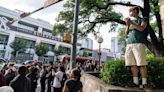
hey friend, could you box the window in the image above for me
[0,34,8,45]
[26,40,35,48]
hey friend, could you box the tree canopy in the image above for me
[35,43,49,56]
[10,38,27,58]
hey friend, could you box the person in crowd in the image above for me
[27,66,38,92]
[5,63,16,85]
[60,66,67,90]
[0,65,6,87]
[0,86,14,92]
[62,69,83,92]
[10,66,31,92]
[46,61,54,92]
[124,6,148,88]
[40,65,48,92]
[52,66,65,92]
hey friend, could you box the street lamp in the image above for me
[97,36,103,71]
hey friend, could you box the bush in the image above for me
[101,57,164,89]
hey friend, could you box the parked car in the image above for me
[23,60,34,65]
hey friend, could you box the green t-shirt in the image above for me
[126,17,148,44]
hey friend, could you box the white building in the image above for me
[110,37,124,59]
[78,38,93,50]
[0,6,84,62]
[111,37,118,53]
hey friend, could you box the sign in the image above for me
[44,0,61,7]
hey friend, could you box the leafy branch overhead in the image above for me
[53,0,131,37]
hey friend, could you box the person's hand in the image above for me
[125,18,132,26]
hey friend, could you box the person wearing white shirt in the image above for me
[52,66,65,92]
[0,86,14,92]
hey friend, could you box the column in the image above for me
[4,31,16,60]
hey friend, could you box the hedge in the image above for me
[101,57,164,89]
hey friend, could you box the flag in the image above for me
[44,0,61,7]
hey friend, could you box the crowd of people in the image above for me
[0,61,83,92]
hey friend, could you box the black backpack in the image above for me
[61,73,67,88]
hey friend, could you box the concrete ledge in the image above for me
[160,0,164,5]
[81,73,152,92]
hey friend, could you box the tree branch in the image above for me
[93,2,144,12]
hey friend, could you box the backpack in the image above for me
[61,73,67,88]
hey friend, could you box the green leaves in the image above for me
[10,38,27,57]
[153,5,160,12]
[52,23,70,36]
[101,57,164,88]
[35,43,49,56]
[54,0,123,37]
[55,46,71,55]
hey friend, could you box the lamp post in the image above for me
[70,0,80,70]
[97,36,103,71]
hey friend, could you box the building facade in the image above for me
[0,6,84,62]
[78,38,93,50]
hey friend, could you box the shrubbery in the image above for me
[101,57,164,89]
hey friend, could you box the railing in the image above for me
[9,26,82,46]
[10,26,63,42]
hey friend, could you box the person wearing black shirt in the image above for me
[62,69,83,92]
[46,61,54,92]
[27,66,38,92]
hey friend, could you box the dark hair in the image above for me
[49,61,53,66]
[18,66,27,76]
[72,68,81,80]
[29,66,38,74]
[130,6,140,14]
[59,66,65,72]
[42,65,47,69]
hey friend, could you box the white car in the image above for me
[23,60,34,65]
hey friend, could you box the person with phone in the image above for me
[124,6,149,89]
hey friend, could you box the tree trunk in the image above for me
[143,0,164,56]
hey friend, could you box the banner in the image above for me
[44,0,61,7]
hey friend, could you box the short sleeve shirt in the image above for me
[53,71,63,88]
[126,17,148,44]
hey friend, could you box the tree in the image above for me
[35,44,49,57]
[55,46,71,55]
[54,0,164,56]
[10,38,27,59]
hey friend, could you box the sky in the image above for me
[0,0,142,50]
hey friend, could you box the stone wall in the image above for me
[81,73,148,92]
[160,0,164,39]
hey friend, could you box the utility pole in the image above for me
[70,0,80,70]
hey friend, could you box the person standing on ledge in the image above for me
[124,6,148,88]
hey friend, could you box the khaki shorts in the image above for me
[125,43,147,66]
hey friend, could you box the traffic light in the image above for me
[63,32,72,43]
